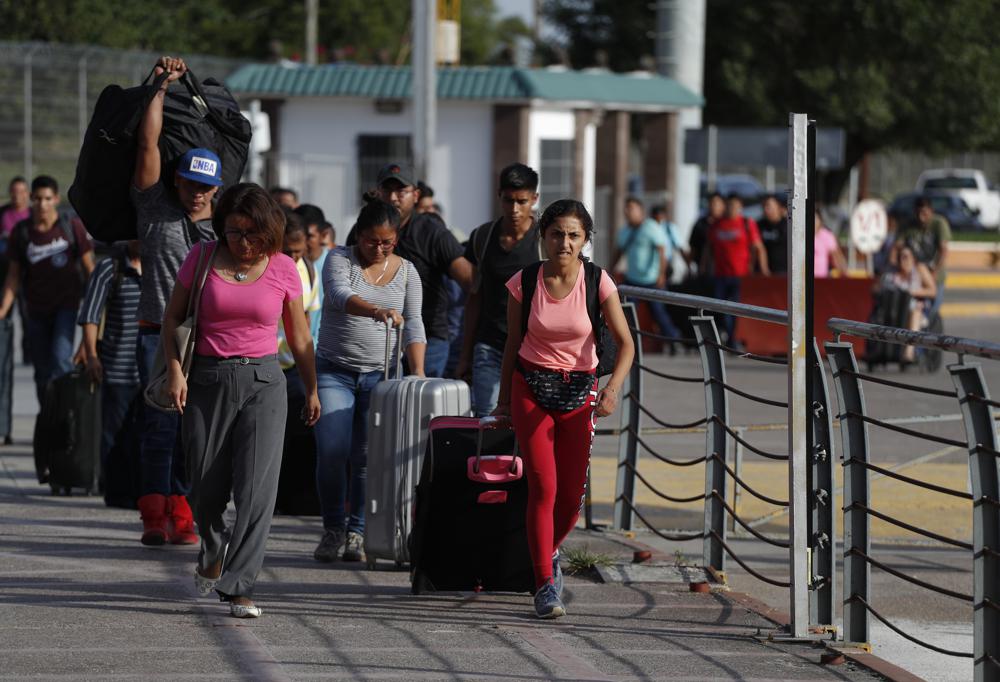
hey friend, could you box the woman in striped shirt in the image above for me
[312,197,426,564]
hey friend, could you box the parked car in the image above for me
[915,168,1000,228]
[888,191,985,232]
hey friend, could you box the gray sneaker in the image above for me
[314,528,346,563]
[343,531,365,562]
[533,581,566,619]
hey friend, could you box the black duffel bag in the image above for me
[69,70,251,243]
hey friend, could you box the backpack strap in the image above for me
[15,220,30,266]
[57,215,78,258]
[518,261,544,341]
[470,218,500,294]
[583,261,605,358]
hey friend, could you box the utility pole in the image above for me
[306,0,318,65]
[654,0,705,241]
[412,0,436,184]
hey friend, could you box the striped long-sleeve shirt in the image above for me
[77,254,141,386]
[317,246,426,374]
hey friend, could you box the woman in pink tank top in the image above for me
[494,199,635,619]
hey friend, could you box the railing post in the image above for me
[949,363,1000,682]
[613,302,643,531]
[825,342,871,648]
[692,315,728,575]
[810,338,836,629]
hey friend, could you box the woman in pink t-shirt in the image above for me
[495,199,634,619]
[162,184,320,620]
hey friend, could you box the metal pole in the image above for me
[786,112,811,637]
[692,315,728,575]
[847,165,859,272]
[78,53,88,148]
[412,0,436,184]
[305,0,318,66]
[730,427,743,534]
[825,342,871,648]
[949,363,1000,682]
[613,302,642,530]
[765,165,775,193]
[706,124,718,193]
[24,49,34,180]
[810,338,836,629]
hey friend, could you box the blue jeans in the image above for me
[25,307,76,404]
[314,357,382,534]
[136,327,188,496]
[471,342,503,417]
[424,337,450,378]
[101,382,139,484]
[712,276,742,344]
[625,280,681,341]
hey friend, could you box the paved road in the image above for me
[0,336,890,681]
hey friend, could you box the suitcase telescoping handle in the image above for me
[473,416,519,475]
[383,319,404,381]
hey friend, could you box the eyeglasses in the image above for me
[361,237,396,249]
[224,229,266,245]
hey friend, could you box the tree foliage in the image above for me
[1,0,514,65]
[542,0,1000,162]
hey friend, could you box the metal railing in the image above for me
[612,286,837,630]
[827,317,1000,681]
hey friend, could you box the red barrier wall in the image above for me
[735,276,874,357]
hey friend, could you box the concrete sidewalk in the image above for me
[0,446,892,680]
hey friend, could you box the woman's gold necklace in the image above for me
[367,258,390,284]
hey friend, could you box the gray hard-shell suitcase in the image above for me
[364,321,471,568]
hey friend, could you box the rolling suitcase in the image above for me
[0,318,13,443]
[410,416,534,594]
[365,321,471,568]
[33,368,101,494]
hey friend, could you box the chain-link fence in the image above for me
[0,41,243,192]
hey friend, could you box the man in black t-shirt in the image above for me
[457,163,541,416]
[757,194,788,274]
[352,163,473,377]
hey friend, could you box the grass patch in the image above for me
[561,545,614,575]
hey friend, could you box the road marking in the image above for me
[940,302,1000,317]
[945,272,1000,289]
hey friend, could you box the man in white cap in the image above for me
[130,55,223,548]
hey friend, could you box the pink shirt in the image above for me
[177,241,303,358]
[506,264,617,372]
[1,207,29,237]
[814,227,839,278]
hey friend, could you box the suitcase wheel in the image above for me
[365,557,377,570]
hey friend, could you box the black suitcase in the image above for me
[0,318,13,442]
[410,416,534,594]
[103,393,143,509]
[865,287,910,368]
[33,369,101,494]
[274,368,321,516]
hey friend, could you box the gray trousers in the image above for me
[182,355,287,598]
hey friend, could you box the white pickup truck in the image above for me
[915,168,1000,229]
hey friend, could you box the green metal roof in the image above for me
[226,63,702,108]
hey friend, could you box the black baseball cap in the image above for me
[376,162,416,188]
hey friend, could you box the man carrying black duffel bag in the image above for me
[132,56,219,549]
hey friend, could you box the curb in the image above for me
[612,529,926,682]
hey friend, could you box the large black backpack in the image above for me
[69,70,251,243]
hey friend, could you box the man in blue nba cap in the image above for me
[129,55,223,549]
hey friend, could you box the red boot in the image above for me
[137,494,169,546]
[168,495,199,545]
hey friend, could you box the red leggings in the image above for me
[511,370,597,589]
